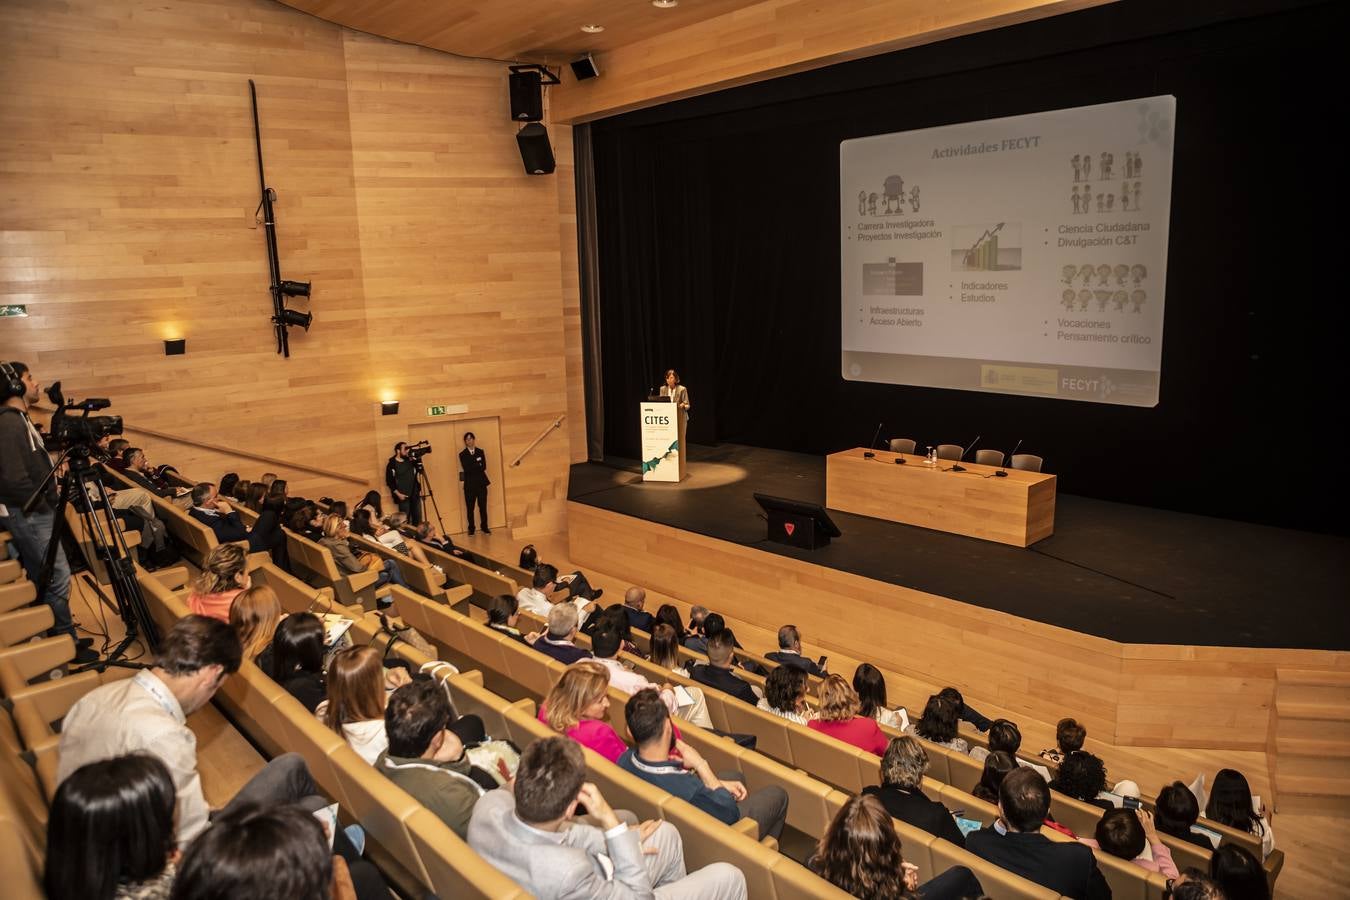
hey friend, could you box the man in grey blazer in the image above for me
[468,737,745,899]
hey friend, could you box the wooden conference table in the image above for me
[825,447,1056,547]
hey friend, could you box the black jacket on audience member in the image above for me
[764,650,826,677]
[624,606,656,634]
[279,670,326,714]
[965,828,1110,900]
[689,663,758,706]
[861,784,966,847]
[188,507,249,543]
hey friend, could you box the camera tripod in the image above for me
[412,457,450,539]
[25,446,160,671]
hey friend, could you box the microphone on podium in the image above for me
[951,435,980,472]
[863,422,884,458]
[995,439,1023,477]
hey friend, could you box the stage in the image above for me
[569,443,1349,651]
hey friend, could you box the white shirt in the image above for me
[315,701,389,765]
[516,587,592,627]
[58,670,209,847]
[593,656,677,714]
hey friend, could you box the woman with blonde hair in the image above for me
[539,660,630,762]
[188,543,250,622]
[319,514,408,590]
[228,584,282,664]
[808,674,888,755]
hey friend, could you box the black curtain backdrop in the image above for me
[589,0,1343,533]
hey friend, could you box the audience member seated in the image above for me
[289,501,324,541]
[531,602,593,665]
[1204,768,1273,859]
[622,585,656,633]
[853,662,909,730]
[328,499,349,520]
[585,603,644,655]
[349,507,376,537]
[232,477,252,502]
[217,471,239,498]
[518,548,604,605]
[863,736,967,847]
[120,447,185,501]
[320,513,408,595]
[1040,716,1087,766]
[374,511,439,569]
[228,584,282,668]
[517,562,596,624]
[1079,808,1179,878]
[683,605,711,653]
[966,768,1111,899]
[45,754,179,900]
[469,736,747,899]
[243,481,267,512]
[354,489,382,520]
[58,615,328,847]
[971,750,1018,804]
[413,519,465,557]
[689,629,758,706]
[487,592,528,642]
[250,491,290,569]
[655,603,688,642]
[269,612,327,713]
[620,688,788,842]
[1049,750,1113,812]
[188,481,250,543]
[376,680,496,839]
[101,437,132,469]
[808,674,889,755]
[1209,844,1270,900]
[591,626,678,712]
[1168,871,1226,900]
[541,660,630,762]
[1154,781,1216,850]
[937,685,993,733]
[905,694,970,753]
[187,543,250,621]
[809,794,982,900]
[757,664,816,725]
[970,718,1051,780]
[172,804,383,900]
[650,623,690,676]
[764,623,827,676]
[318,645,398,764]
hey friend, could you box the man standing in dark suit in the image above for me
[966,768,1111,899]
[459,431,491,535]
[688,631,758,706]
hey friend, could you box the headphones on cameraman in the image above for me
[0,361,25,401]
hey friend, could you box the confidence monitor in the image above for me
[753,493,841,550]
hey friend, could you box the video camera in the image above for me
[407,439,432,461]
[44,381,123,451]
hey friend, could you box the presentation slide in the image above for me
[840,96,1175,406]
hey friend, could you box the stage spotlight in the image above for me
[279,279,311,298]
[274,308,312,330]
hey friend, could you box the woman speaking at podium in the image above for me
[660,369,690,421]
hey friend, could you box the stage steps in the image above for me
[1272,668,1350,816]
[510,475,568,539]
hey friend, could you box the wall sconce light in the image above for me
[164,339,186,356]
[381,400,400,416]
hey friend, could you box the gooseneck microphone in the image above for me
[994,438,1023,477]
[863,422,884,458]
[951,435,980,473]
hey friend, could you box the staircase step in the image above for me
[1275,736,1350,759]
[1276,716,1350,742]
[1274,698,1350,722]
[1277,668,1350,688]
[1272,792,1350,816]
[1273,773,1350,798]
[1275,754,1350,780]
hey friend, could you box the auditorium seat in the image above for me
[936,444,965,461]
[406,805,530,900]
[928,837,1061,900]
[1010,453,1045,472]
[0,635,73,698]
[0,605,54,650]
[350,533,468,603]
[974,449,1006,467]
[248,561,347,618]
[0,730,45,900]
[413,539,521,598]
[889,438,918,455]
[286,530,382,609]
[0,558,23,584]
[102,465,227,565]
[0,576,36,615]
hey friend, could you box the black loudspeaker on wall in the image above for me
[516,124,555,175]
[570,54,600,81]
[509,71,543,122]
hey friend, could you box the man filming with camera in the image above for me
[385,441,423,525]
[0,360,97,662]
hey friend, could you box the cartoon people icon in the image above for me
[858,190,867,215]
[1096,193,1105,213]
[1062,289,1078,310]
[883,175,905,215]
[1112,290,1129,311]
[1079,264,1095,285]
[1133,154,1142,178]
[1106,193,1115,212]
[1061,264,1078,285]
[1130,289,1146,313]
[1100,151,1112,180]
[1120,181,1131,211]
[1095,264,1112,286]
[1132,182,1142,209]
[1095,290,1112,311]
[1071,154,1082,182]
[1082,184,1091,212]
[1113,264,1129,286]
[1071,186,1081,214]
[1130,264,1147,285]
[867,192,878,215]
[909,185,920,212]
[1082,153,1092,180]
[1077,289,1093,310]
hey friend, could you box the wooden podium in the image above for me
[639,401,686,482]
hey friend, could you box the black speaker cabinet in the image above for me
[509,71,543,121]
[516,124,555,175]
[570,54,600,81]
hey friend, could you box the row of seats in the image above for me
[885,439,1044,471]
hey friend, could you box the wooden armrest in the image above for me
[346,569,379,592]
[33,741,61,801]
[731,817,759,838]
[0,605,55,648]
[457,669,484,686]
[152,566,192,591]
[11,670,101,721]
[0,559,22,584]
[443,583,473,604]
[0,579,38,614]
[0,635,74,682]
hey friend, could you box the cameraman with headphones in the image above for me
[0,361,96,661]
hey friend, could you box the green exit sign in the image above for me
[427,405,447,416]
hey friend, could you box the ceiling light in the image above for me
[652,0,678,7]
[580,24,604,33]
